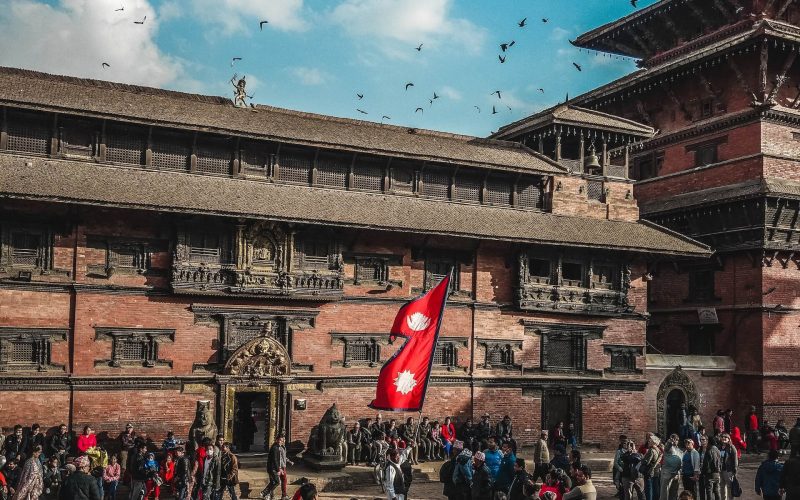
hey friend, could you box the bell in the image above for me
[584,152,601,171]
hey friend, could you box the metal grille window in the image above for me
[485,178,512,206]
[10,232,41,267]
[278,150,312,184]
[516,178,544,209]
[586,179,605,202]
[422,169,450,198]
[454,174,482,203]
[355,257,389,283]
[316,153,349,189]
[152,134,190,171]
[106,125,145,165]
[196,137,232,175]
[7,111,50,155]
[353,160,384,191]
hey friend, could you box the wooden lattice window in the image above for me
[106,125,145,165]
[354,257,389,284]
[152,132,190,171]
[485,177,512,206]
[422,168,450,198]
[586,179,605,202]
[688,269,716,302]
[480,341,520,369]
[6,110,50,155]
[94,328,174,368]
[0,328,66,372]
[196,136,232,175]
[543,334,586,371]
[240,141,269,171]
[516,177,544,209]
[592,263,618,290]
[341,338,381,367]
[433,342,457,368]
[528,258,551,284]
[278,149,312,184]
[425,257,459,292]
[10,231,41,267]
[188,231,229,264]
[316,153,349,189]
[59,118,96,158]
[353,159,385,191]
[391,164,416,193]
[607,347,638,372]
[295,237,332,270]
[454,173,482,203]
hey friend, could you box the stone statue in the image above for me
[230,74,251,107]
[187,400,218,456]
[304,403,347,470]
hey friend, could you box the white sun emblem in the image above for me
[406,312,431,331]
[393,370,417,395]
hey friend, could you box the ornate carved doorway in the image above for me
[656,368,699,438]
[219,336,292,451]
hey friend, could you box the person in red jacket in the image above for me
[76,426,97,454]
[441,417,457,458]
[745,406,761,455]
[730,427,746,458]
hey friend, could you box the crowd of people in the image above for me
[0,423,317,500]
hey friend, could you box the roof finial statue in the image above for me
[230,73,253,107]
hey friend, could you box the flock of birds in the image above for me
[99,2,651,126]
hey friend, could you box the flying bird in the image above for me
[492,106,498,115]
[415,43,423,51]
[572,62,582,71]
[101,62,110,68]
[356,109,368,115]
[428,99,434,106]
[506,105,512,112]
[432,92,439,100]
[500,41,516,52]
[542,18,549,23]
[415,107,424,114]
[115,6,124,11]
[259,20,268,30]
[518,17,527,27]
[474,106,481,113]
[231,57,242,67]
[356,93,364,99]
[405,82,415,90]
[491,90,502,99]
[538,88,545,93]
[381,115,391,122]
[498,55,506,63]
[134,15,146,24]
[631,0,638,7]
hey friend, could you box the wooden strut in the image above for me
[775,0,794,18]
[660,83,693,121]
[759,40,770,102]
[712,0,736,21]
[766,51,797,105]
[727,57,758,105]
[635,99,652,125]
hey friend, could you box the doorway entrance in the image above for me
[233,392,270,452]
[665,389,686,438]
[542,390,580,444]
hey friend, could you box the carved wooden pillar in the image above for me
[98,120,107,162]
[383,158,391,192]
[578,133,585,173]
[759,39,770,102]
[145,126,153,167]
[310,148,319,185]
[511,174,520,207]
[417,163,426,194]
[232,137,241,177]
[190,132,198,173]
[0,106,7,150]
[555,128,562,162]
[272,143,282,180]
[481,174,488,204]
[347,153,356,190]
[538,136,544,155]
[50,113,59,157]
[623,145,630,179]
[601,138,608,176]
[234,223,247,270]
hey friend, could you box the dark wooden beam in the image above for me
[775,0,794,17]
[660,83,693,120]
[628,29,658,58]
[767,50,797,104]
[712,0,737,21]
[759,39,770,102]
[635,100,652,125]
[727,57,758,105]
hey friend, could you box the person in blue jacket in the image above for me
[482,437,503,481]
[755,449,784,500]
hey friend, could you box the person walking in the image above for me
[261,436,292,500]
[717,433,738,500]
[482,438,502,483]
[129,442,149,500]
[383,449,406,500]
[452,448,473,500]
[681,439,700,499]
[754,450,783,500]
[745,407,760,455]
[789,418,800,458]
[470,452,492,500]
[12,445,43,500]
[660,439,683,500]
[620,440,643,500]
[60,455,102,500]
[700,436,721,500]
[173,448,190,500]
[218,443,238,500]
[781,454,800,500]
[200,445,220,500]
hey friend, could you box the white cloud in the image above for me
[330,0,487,57]
[289,66,329,86]
[550,27,571,42]
[440,86,462,100]
[0,0,186,88]
[188,0,307,35]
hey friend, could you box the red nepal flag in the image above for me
[369,272,451,412]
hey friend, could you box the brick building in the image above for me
[0,64,710,451]
[495,0,800,437]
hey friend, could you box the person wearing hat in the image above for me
[117,425,136,481]
[532,430,550,484]
[59,455,101,500]
[470,451,492,500]
[383,449,406,500]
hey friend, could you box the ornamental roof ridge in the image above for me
[573,0,682,50]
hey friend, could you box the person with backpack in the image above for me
[383,449,406,500]
[754,449,783,500]
[620,440,644,500]
[440,441,461,500]
[507,459,534,500]
[452,448,473,500]
[681,439,700,499]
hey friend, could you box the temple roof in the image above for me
[0,155,711,257]
[640,177,800,215]
[0,67,565,176]
[492,104,654,140]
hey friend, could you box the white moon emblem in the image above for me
[406,312,431,331]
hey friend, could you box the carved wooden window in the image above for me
[433,342,457,368]
[94,328,174,368]
[59,118,96,158]
[425,257,459,292]
[454,173,482,203]
[561,261,585,288]
[391,163,416,193]
[339,337,381,367]
[106,124,146,165]
[688,269,716,302]
[516,177,544,209]
[485,177,512,206]
[0,328,66,372]
[528,258,551,284]
[353,158,385,191]
[295,237,332,270]
[700,98,714,119]
[479,340,521,369]
[278,149,312,184]
[1,226,53,274]
[694,144,717,167]
[10,231,41,267]
[354,256,389,284]
[316,153,349,189]
[188,231,230,264]
[6,110,50,155]
[152,132,190,171]
[604,345,641,373]
[422,168,450,198]
[196,136,232,175]
[543,333,586,371]
[592,263,618,290]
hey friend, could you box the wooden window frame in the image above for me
[94,327,174,368]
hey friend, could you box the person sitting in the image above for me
[161,433,178,453]
[428,422,444,461]
[143,452,160,500]
[76,427,97,455]
[440,418,456,459]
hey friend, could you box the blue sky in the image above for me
[0,0,658,137]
